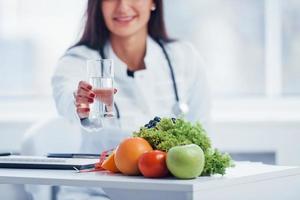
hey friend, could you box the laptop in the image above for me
[0,155,99,170]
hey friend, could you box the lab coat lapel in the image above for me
[134,37,169,117]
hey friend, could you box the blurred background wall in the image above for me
[0,0,300,165]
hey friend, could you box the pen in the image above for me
[0,152,11,156]
[47,153,101,159]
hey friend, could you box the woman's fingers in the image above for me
[76,81,118,118]
[76,103,90,119]
[76,81,93,118]
[76,81,95,104]
[78,81,92,91]
[77,88,95,98]
[76,107,90,119]
[76,95,94,104]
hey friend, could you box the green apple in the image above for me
[166,144,205,179]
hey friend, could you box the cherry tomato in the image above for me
[138,150,169,178]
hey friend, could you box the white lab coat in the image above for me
[51,37,211,200]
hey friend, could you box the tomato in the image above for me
[138,150,169,178]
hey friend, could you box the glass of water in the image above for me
[81,59,114,131]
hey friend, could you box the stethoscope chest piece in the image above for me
[172,101,189,117]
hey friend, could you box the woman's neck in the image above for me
[110,32,147,71]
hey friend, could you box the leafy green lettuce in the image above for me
[133,118,234,176]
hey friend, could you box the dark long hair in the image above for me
[75,0,171,51]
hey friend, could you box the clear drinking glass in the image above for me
[81,59,114,132]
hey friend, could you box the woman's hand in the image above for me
[74,81,95,119]
[74,81,118,119]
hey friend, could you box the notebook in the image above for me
[0,155,99,170]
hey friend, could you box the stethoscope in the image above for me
[98,39,189,119]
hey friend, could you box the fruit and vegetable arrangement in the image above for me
[100,117,234,179]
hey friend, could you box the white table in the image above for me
[0,162,299,200]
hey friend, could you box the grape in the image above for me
[154,116,161,122]
[171,118,176,123]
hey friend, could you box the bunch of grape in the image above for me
[144,116,161,129]
[144,117,177,129]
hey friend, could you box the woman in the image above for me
[52,0,210,199]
